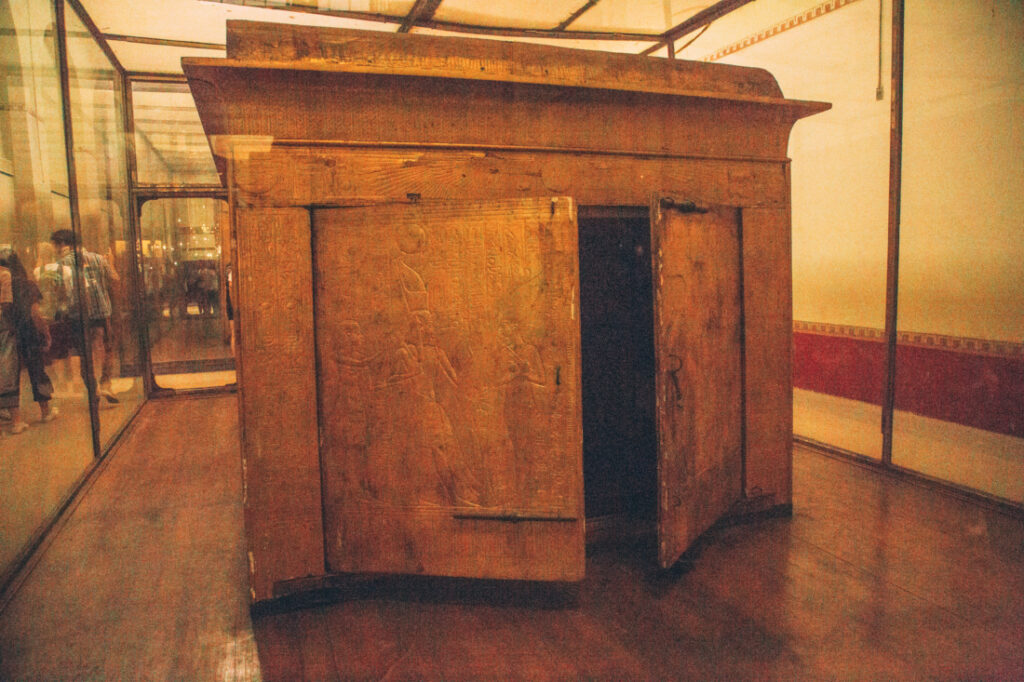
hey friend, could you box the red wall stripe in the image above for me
[793,332,1024,438]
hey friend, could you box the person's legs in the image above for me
[72,319,98,401]
[0,389,20,427]
[24,344,56,421]
[47,317,75,394]
[94,319,118,403]
[3,364,28,433]
[0,328,26,432]
[6,404,26,432]
[57,356,75,393]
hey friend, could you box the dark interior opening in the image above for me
[578,208,657,521]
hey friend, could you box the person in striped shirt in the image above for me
[50,229,120,404]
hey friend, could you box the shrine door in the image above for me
[652,201,745,568]
[312,197,585,581]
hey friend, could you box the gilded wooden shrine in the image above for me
[184,20,829,603]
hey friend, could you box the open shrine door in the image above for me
[651,198,745,569]
[312,197,585,582]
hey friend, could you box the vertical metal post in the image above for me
[120,74,156,398]
[55,0,102,457]
[881,0,904,466]
[876,0,885,100]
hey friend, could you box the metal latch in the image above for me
[659,198,707,213]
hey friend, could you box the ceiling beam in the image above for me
[103,34,226,51]
[126,73,189,84]
[418,18,653,41]
[206,0,656,41]
[398,0,445,33]
[639,0,756,56]
[203,0,402,27]
[65,0,126,75]
[555,0,603,31]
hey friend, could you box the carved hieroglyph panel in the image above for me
[652,202,743,569]
[313,198,583,580]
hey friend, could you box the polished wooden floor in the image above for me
[1,395,1022,680]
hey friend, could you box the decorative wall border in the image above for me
[702,0,866,63]
[794,320,1024,359]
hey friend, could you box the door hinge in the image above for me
[659,198,707,213]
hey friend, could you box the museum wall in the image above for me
[689,0,891,331]
[891,0,1023,498]
[899,1,1023,343]
[686,0,1023,501]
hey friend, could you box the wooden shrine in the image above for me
[184,20,829,604]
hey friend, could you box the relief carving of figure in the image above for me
[387,256,482,508]
[497,317,548,504]
[331,320,381,499]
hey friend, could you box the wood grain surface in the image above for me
[228,147,790,210]
[313,197,584,581]
[182,63,805,175]
[234,207,324,601]
[742,207,794,508]
[652,203,743,568]
[222,20,789,101]
[182,19,827,600]
[3,398,1022,680]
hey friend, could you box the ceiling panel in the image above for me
[81,0,806,69]
[673,0,822,61]
[432,0,585,31]
[110,42,226,74]
[283,0,413,12]
[567,0,712,34]
[82,0,400,45]
[130,82,219,182]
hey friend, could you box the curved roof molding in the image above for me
[212,19,826,105]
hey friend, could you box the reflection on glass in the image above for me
[132,81,219,185]
[141,198,234,390]
[0,0,95,583]
[712,1,890,459]
[64,3,143,449]
[894,0,1024,503]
